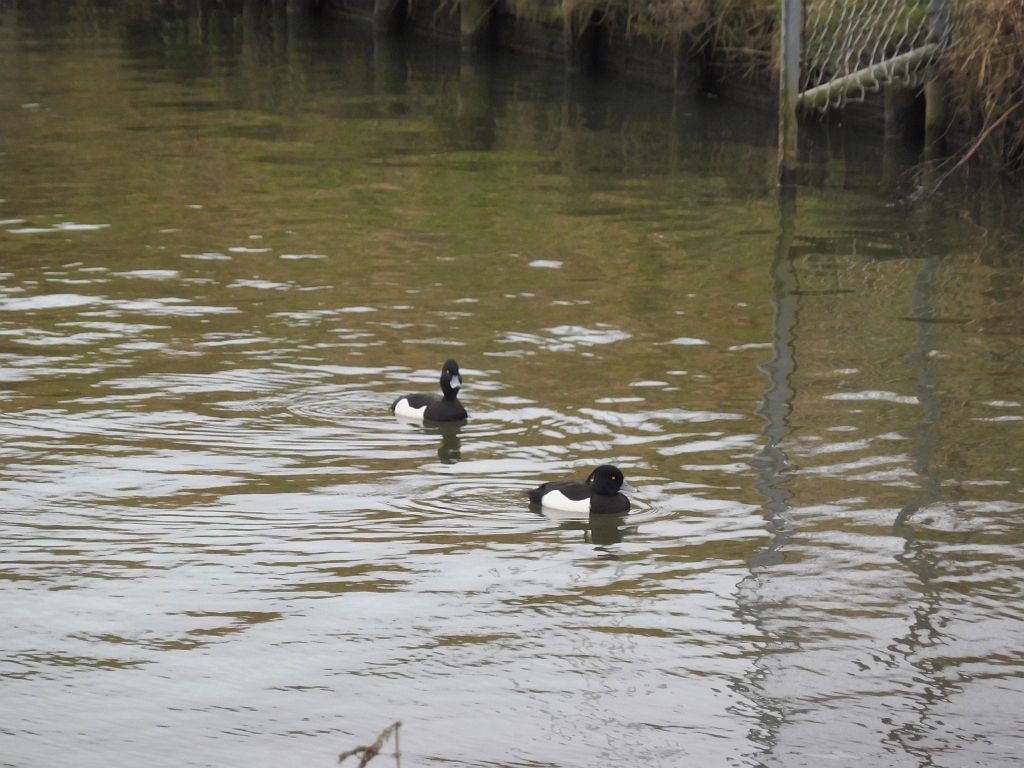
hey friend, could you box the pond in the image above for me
[1,4,1023,767]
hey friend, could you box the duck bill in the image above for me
[449,374,461,390]
[620,481,637,493]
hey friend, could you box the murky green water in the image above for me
[2,4,1023,767]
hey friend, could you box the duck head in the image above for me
[586,465,632,496]
[440,358,462,399]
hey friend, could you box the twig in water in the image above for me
[338,721,402,768]
[923,98,1024,194]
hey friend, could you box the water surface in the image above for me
[2,5,1023,768]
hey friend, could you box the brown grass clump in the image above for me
[942,0,1024,171]
[693,0,776,73]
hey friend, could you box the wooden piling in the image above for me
[923,0,950,160]
[563,9,603,74]
[460,0,492,54]
[882,85,915,191]
[373,0,406,35]
[924,78,946,160]
[564,11,582,73]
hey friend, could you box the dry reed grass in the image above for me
[942,0,1024,171]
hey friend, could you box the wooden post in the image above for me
[461,0,491,54]
[924,78,946,160]
[373,32,405,93]
[564,9,602,74]
[882,85,900,191]
[457,56,496,148]
[374,0,406,35]
[923,0,950,159]
[564,11,583,73]
[778,0,801,187]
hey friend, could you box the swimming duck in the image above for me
[391,359,467,423]
[527,465,632,514]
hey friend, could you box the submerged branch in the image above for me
[338,721,402,768]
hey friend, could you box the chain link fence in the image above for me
[797,0,952,111]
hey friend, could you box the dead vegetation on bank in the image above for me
[943,0,1024,171]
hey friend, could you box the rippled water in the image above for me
[2,4,1024,768]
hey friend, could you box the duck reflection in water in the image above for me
[430,422,462,464]
[538,507,637,546]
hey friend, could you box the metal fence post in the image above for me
[778,0,801,186]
